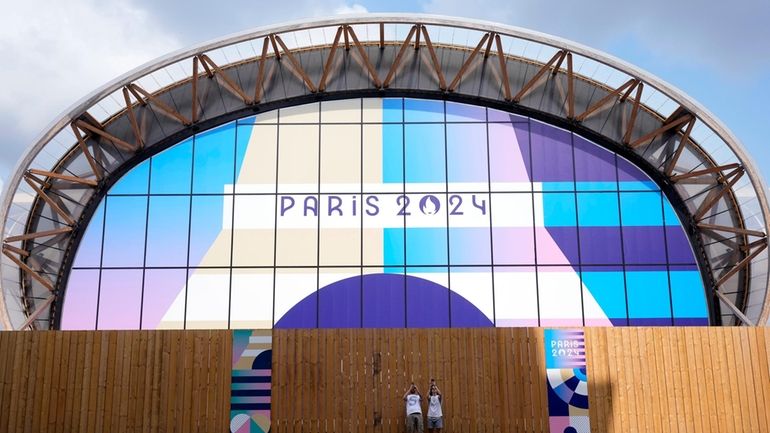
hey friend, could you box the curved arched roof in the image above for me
[1,14,767,329]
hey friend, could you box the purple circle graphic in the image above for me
[274,273,493,328]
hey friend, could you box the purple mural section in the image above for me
[275,274,494,329]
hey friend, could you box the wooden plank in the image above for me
[753,328,770,430]
[588,327,605,433]
[736,327,760,432]
[746,327,768,433]
[661,327,679,433]
[717,328,738,433]
[171,331,183,433]
[483,328,495,432]
[698,328,720,433]
[674,326,691,433]
[39,332,56,433]
[625,328,645,431]
[605,328,624,432]
[13,332,31,433]
[384,328,395,433]
[726,328,750,432]
[686,327,704,432]
[54,332,72,433]
[674,327,695,433]
[528,328,545,433]
[92,332,108,433]
[205,330,215,433]
[0,332,13,432]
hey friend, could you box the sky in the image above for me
[1,0,769,327]
[0,0,768,183]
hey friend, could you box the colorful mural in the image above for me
[230,330,272,433]
[545,329,590,433]
[61,98,709,330]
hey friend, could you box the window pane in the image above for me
[493,266,538,327]
[108,160,149,195]
[193,123,235,194]
[626,268,672,325]
[449,193,491,266]
[488,122,530,191]
[61,269,99,330]
[538,266,583,327]
[277,125,318,193]
[573,135,617,191]
[231,269,274,329]
[318,268,361,328]
[450,266,493,327]
[275,194,317,266]
[102,196,147,267]
[363,193,404,266]
[491,193,534,265]
[364,123,403,192]
[142,269,186,330]
[319,194,360,266]
[581,267,626,326]
[232,195,275,266]
[150,139,192,194]
[404,98,443,122]
[620,192,666,264]
[617,156,657,191]
[406,267,449,328]
[321,98,361,123]
[72,202,104,268]
[577,193,622,265]
[530,121,573,191]
[670,265,708,325]
[146,196,189,267]
[535,193,578,265]
[185,268,230,329]
[362,267,405,327]
[404,124,445,191]
[98,269,143,330]
[190,195,231,267]
[274,268,317,328]
[447,123,488,189]
[446,101,485,122]
[235,125,277,193]
[320,124,360,193]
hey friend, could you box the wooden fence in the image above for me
[0,330,231,433]
[0,327,768,433]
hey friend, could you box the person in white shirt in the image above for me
[426,379,443,432]
[403,383,423,433]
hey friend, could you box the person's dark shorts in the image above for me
[427,416,443,429]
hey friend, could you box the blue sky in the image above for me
[1,0,769,327]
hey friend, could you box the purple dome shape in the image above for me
[274,273,493,328]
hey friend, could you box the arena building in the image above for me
[1,14,769,433]
[2,14,767,331]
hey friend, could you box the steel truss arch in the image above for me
[1,14,768,330]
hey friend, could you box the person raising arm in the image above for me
[426,379,444,433]
[403,383,424,433]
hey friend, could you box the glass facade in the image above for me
[61,98,709,330]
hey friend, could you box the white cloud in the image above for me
[0,0,180,176]
[334,3,369,14]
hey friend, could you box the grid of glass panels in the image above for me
[61,98,709,330]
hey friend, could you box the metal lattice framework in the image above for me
[1,14,768,330]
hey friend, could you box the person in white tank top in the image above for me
[403,383,423,433]
[426,379,443,432]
